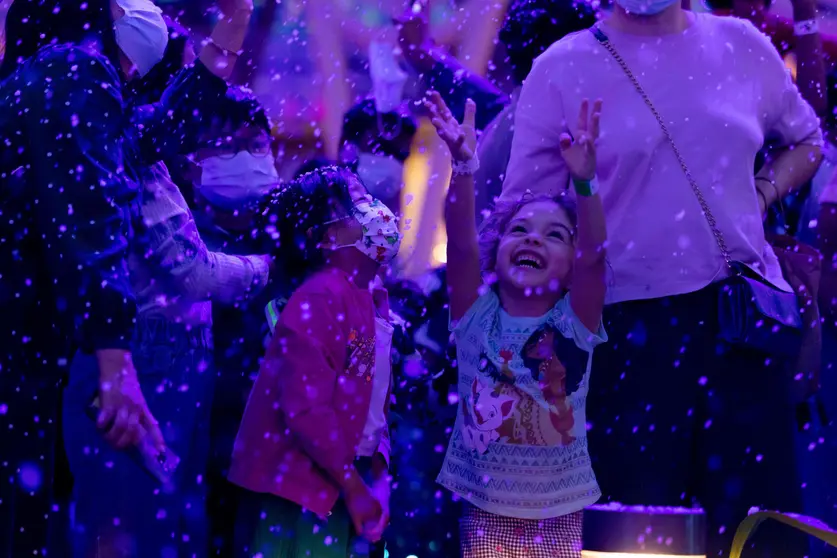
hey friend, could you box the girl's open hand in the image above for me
[559,99,602,182]
[424,91,476,163]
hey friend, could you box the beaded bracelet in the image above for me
[452,155,480,176]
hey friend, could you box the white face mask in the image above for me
[356,153,404,201]
[199,152,279,210]
[368,40,408,114]
[113,0,169,78]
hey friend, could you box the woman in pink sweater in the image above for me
[502,1,822,556]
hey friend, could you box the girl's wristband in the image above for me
[452,155,480,177]
[573,177,599,197]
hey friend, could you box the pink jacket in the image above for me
[227,268,391,517]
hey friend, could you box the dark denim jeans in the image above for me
[587,286,809,558]
[62,317,214,558]
[0,374,64,558]
[800,321,837,558]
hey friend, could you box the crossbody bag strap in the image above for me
[588,24,734,272]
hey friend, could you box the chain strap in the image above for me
[589,26,734,271]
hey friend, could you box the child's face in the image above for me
[323,177,373,248]
[495,200,575,294]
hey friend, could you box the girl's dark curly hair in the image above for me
[256,166,359,298]
[478,193,578,274]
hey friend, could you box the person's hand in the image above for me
[344,479,384,542]
[424,91,476,163]
[365,471,392,542]
[96,349,165,452]
[559,99,602,182]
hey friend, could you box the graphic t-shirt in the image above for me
[437,291,607,519]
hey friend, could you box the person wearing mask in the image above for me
[230,166,399,557]
[339,98,418,215]
[0,0,258,556]
[501,0,823,555]
[108,18,273,558]
[192,87,278,226]
[0,2,161,555]
[186,86,283,556]
[398,0,598,217]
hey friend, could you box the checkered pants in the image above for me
[460,506,583,558]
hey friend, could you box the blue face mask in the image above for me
[614,0,679,15]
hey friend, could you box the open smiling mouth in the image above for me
[513,251,544,270]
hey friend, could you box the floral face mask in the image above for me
[329,198,401,264]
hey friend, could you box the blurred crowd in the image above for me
[1,0,837,557]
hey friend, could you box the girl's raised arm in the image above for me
[561,99,607,333]
[426,93,483,321]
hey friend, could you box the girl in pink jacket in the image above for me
[229,166,401,557]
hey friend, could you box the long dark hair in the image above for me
[257,166,358,298]
[1,0,120,80]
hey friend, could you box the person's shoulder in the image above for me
[538,27,599,63]
[9,45,122,111]
[23,44,121,84]
[452,287,499,335]
[291,270,341,297]
[278,272,343,328]
[523,27,598,84]
[288,269,359,308]
[698,12,772,48]
[549,293,608,349]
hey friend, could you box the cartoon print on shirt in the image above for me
[478,349,515,385]
[521,327,584,446]
[346,329,376,382]
[461,376,516,454]
[463,326,589,451]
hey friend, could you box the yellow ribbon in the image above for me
[730,511,837,558]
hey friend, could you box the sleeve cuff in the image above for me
[562,294,608,349]
[800,129,825,148]
[246,255,271,294]
[375,435,391,469]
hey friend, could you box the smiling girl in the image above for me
[426,91,608,557]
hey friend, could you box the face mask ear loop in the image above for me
[377,111,403,141]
